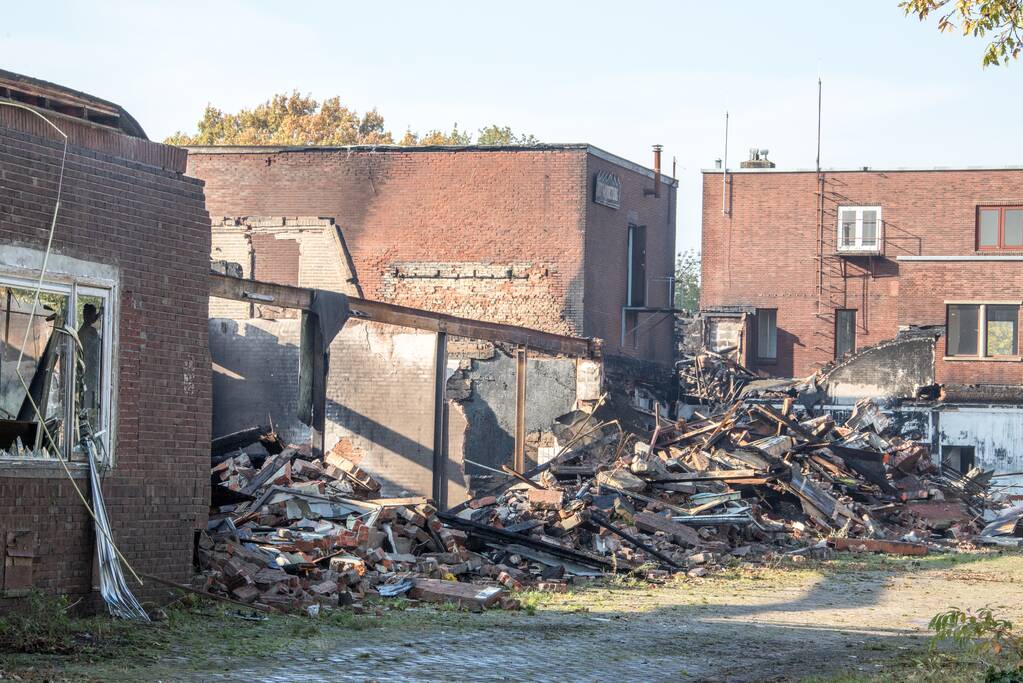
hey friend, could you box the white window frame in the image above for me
[0,274,116,464]
[837,206,883,253]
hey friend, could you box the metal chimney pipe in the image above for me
[652,144,662,199]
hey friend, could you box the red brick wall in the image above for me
[252,232,300,286]
[900,260,1023,385]
[189,147,677,365]
[190,148,588,337]
[584,155,676,363]
[0,120,211,606]
[701,168,1023,378]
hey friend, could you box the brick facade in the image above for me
[701,168,1023,384]
[189,145,677,365]
[0,102,211,605]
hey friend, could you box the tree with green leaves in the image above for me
[901,0,1023,66]
[674,250,701,313]
[476,125,539,146]
[165,92,538,147]
[399,124,472,146]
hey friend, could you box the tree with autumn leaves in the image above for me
[165,91,537,147]
[902,0,1023,66]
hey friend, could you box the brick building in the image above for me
[0,70,211,604]
[192,145,676,499]
[702,158,1023,384]
[189,144,678,365]
[700,154,1023,484]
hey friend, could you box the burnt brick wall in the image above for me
[584,154,676,364]
[209,318,439,498]
[189,148,589,336]
[701,168,1023,378]
[0,116,211,606]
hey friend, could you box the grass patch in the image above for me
[0,591,157,661]
[805,650,1019,682]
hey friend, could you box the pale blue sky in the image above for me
[3,1,1019,254]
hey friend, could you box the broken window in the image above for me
[946,303,1019,358]
[977,206,1023,250]
[0,278,112,462]
[756,309,777,361]
[836,206,882,252]
[941,445,975,474]
[835,309,856,359]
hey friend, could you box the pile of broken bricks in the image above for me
[202,438,521,613]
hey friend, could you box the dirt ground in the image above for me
[5,551,1023,682]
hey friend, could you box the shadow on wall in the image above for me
[209,317,309,445]
[757,327,799,379]
[457,353,577,476]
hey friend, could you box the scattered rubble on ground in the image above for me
[199,354,1015,615]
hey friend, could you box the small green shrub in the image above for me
[930,606,1023,681]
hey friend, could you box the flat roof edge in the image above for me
[183,143,677,186]
[897,255,1023,262]
[701,166,1023,174]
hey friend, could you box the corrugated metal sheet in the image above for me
[939,406,1023,491]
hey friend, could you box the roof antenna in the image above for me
[722,111,729,216]
[816,77,822,173]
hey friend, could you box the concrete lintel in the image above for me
[897,255,1023,262]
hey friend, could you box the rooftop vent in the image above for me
[740,148,775,169]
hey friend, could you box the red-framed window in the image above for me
[977,206,1023,250]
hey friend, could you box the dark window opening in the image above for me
[756,308,777,361]
[947,304,980,356]
[627,224,646,308]
[835,309,856,359]
[941,445,975,474]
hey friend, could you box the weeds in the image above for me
[930,606,1023,682]
[0,591,153,661]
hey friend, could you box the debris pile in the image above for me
[200,356,1012,613]
[201,435,515,613]
[442,367,1008,582]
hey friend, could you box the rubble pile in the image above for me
[676,349,756,408]
[201,438,515,613]
[199,356,1012,613]
[442,364,1008,582]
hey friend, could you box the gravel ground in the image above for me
[11,553,1023,682]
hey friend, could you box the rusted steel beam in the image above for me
[210,273,600,359]
[514,346,527,472]
[346,297,599,358]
